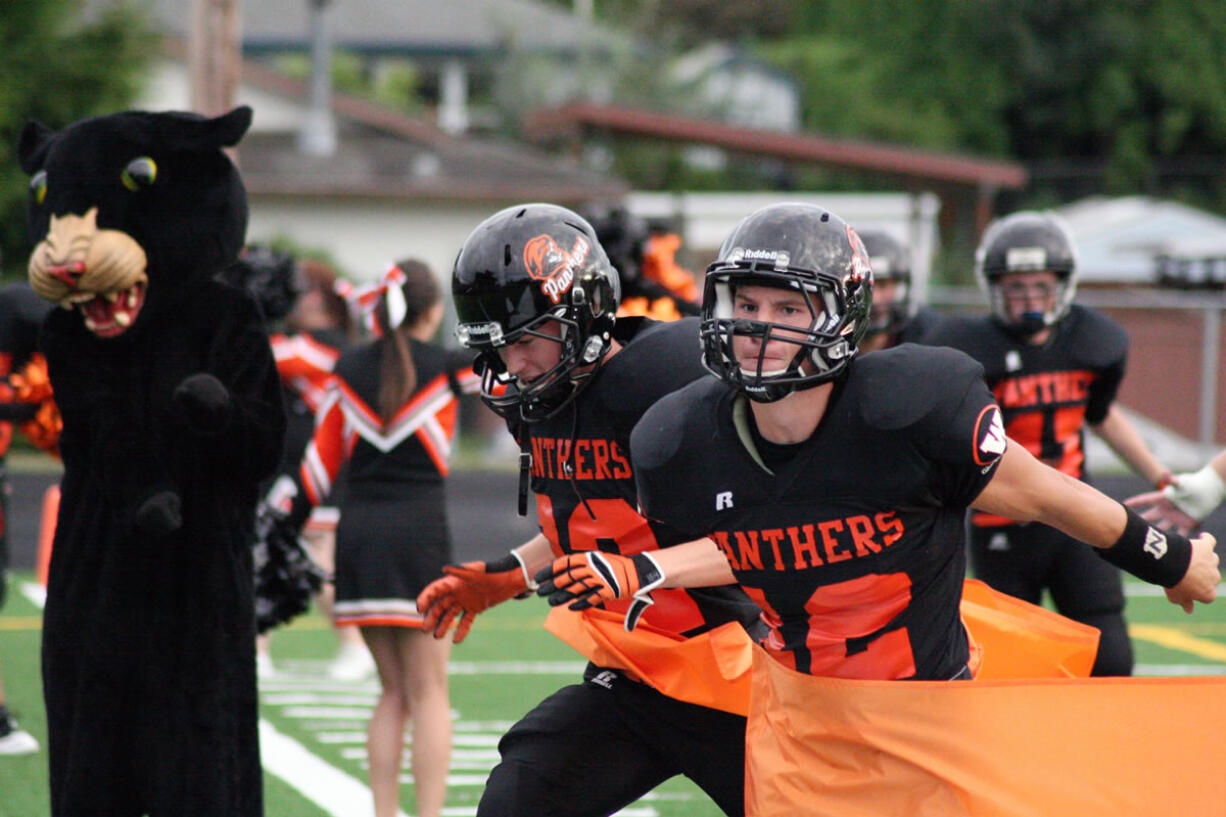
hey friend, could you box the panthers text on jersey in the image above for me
[926,304,1127,525]
[632,344,1005,680]
[512,316,761,638]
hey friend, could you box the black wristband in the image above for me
[1097,506,1192,588]
[485,553,522,574]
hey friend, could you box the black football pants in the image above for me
[969,521,1133,676]
[477,665,746,817]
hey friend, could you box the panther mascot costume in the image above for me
[18,106,285,816]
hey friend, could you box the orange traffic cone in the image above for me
[35,484,59,586]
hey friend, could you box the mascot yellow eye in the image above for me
[121,156,158,191]
[30,170,47,205]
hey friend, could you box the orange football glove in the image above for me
[534,551,665,632]
[416,552,536,643]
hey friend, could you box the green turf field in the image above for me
[1,572,1223,817]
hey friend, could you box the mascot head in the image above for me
[18,107,252,338]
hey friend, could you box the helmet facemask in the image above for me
[456,274,615,422]
[701,266,867,403]
[463,308,597,422]
[975,211,1079,339]
[864,270,910,338]
[985,270,1072,338]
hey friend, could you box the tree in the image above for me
[0,0,155,277]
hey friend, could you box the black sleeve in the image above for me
[630,390,706,541]
[915,371,1005,507]
[1085,352,1125,426]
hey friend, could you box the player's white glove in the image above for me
[1165,464,1226,522]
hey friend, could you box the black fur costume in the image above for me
[19,107,285,816]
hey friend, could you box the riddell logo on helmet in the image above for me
[523,234,590,304]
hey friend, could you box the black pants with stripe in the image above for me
[969,521,1133,676]
[477,665,746,817]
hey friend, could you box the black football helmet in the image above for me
[218,244,300,323]
[857,229,911,338]
[975,210,1079,337]
[452,203,620,422]
[580,204,649,287]
[701,203,873,402]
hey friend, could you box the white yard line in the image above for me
[259,719,410,817]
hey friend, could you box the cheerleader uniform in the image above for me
[271,328,348,533]
[298,339,478,627]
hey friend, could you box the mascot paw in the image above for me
[173,373,233,434]
[136,490,183,535]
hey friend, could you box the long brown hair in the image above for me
[376,258,441,424]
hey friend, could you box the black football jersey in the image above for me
[896,304,944,345]
[511,316,761,637]
[0,282,52,375]
[925,305,1127,514]
[632,344,1005,680]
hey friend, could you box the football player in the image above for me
[923,210,1173,675]
[415,204,762,817]
[582,203,701,321]
[855,228,942,352]
[533,202,1215,682]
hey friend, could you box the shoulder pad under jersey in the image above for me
[849,343,988,430]
[1060,304,1129,369]
[595,316,707,417]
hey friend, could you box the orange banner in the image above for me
[960,578,1099,679]
[544,580,1099,715]
[544,605,752,715]
[747,644,1226,816]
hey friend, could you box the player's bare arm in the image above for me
[1090,404,1172,488]
[972,440,1219,612]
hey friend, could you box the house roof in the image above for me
[90,0,622,58]
[524,101,1028,191]
[153,36,626,203]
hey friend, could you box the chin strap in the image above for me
[517,426,532,517]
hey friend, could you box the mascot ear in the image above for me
[18,120,56,174]
[154,105,254,152]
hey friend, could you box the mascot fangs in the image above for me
[19,106,285,817]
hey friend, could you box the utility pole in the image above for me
[298,0,337,156]
[190,0,241,117]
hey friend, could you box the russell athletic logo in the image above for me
[523,233,590,304]
[973,404,1007,467]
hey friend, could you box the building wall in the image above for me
[246,195,502,285]
[1102,306,1226,446]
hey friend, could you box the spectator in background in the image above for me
[855,229,943,352]
[221,248,372,679]
[0,277,54,755]
[1127,449,1226,535]
[924,210,1175,676]
[583,204,701,321]
[271,260,478,817]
